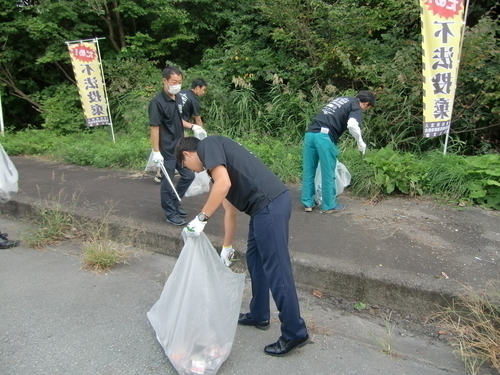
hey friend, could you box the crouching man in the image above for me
[175,135,309,356]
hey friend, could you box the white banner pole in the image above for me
[0,91,4,137]
[94,38,115,143]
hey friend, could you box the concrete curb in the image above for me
[1,196,462,317]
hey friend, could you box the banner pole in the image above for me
[442,0,469,156]
[0,91,4,137]
[94,38,115,143]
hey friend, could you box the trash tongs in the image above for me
[158,162,182,202]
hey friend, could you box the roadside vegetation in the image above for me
[22,197,139,273]
[429,282,500,375]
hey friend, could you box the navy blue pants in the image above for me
[246,190,308,341]
[160,159,194,219]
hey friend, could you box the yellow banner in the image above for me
[68,42,110,127]
[421,0,465,138]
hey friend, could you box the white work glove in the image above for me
[358,141,367,154]
[220,246,235,267]
[192,124,203,132]
[347,118,367,155]
[184,217,207,237]
[152,151,164,164]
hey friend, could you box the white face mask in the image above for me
[167,84,181,95]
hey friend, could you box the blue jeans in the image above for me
[301,132,339,211]
[246,190,308,340]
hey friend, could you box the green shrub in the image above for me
[0,129,61,155]
[39,83,87,135]
[236,133,302,184]
[466,154,500,210]
[56,130,150,170]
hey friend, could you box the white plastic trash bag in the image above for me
[0,144,18,203]
[185,171,211,197]
[314,161,351,206]
[185,127,210,197]
[145,149,158,172]
[147,232,245,375]
[193,126,207,140]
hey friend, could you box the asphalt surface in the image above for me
[0,216,483,375]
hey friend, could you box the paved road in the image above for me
[0,216,476,375]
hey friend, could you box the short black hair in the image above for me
[191,78,207,89]
[357,91,376,107]
[162,66,183,80]
[175,137,200,164]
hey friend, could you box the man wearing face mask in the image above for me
[149,66,196,226]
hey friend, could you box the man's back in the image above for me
[179,89,200,122]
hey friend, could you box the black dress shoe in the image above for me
[238,313,270,330]
[264,334,309,357]
[0,239,20,249]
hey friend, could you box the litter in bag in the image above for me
[145,149,158,172]
[185,127,210,197]
[0,144,18,203]
[314,161,351,206]
[193,127,207,140]
[185,171,210,197]
[147,232,245,375]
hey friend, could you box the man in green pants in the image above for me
[301,91,375,213]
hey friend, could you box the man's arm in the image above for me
[193,115,203,127]
[182,119,194,130]
[150,126,160,152]
[222,199,237,247]
[201,165,231,217]
[347,117,366,154]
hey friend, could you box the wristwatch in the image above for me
[197,212,209,222]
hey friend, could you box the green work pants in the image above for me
[301,132,339,211]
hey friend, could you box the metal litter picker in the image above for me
[158,162,182,202]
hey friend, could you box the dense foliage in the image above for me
[0,0,498,153]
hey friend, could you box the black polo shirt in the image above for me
[149,90,184,160]
[178,89,201,122]
[306,97,363,144]
[197,136,287,217]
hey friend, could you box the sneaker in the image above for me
[176,206,188,218]
[321,204,345,213]
[154,171,162,183]
[166,215,186,226]
[304,207,313,212]
[0,239,20,249]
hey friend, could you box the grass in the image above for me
[428,282,500,374]
[22,189,78,248]
[21,190,140,273]
[361,312,399,357]
[81,239,132,273]
[3,126,499,208]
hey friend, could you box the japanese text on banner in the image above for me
[421,0,465,138]
[68,42,110,127]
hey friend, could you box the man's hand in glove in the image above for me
[192,124,203,132]
[184,217,207,237]
[358,141,367,154]
[221,246,235,266]
[152,151,164,164]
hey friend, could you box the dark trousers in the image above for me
[246,190,308,341]
[160,159,194,218]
